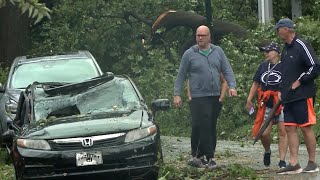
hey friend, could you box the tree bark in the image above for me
[0,3,31,67]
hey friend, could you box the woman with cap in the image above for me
[246,42,288,169]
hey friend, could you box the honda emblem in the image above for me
[81,138,93,147]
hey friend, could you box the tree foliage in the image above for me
[27,0,320,141]
[0,0,50,23]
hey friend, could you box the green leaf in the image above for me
[21,2,30,14]
[44,12,51,19]
[42,6,52,13]
[28,4,34,17]
[34,12,43,24]
[32,8,38,18]
[0,0,6,8]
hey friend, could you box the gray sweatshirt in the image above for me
[174,44,236,97]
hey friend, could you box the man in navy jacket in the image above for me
[275,18,320,175]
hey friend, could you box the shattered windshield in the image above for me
[11,58,100,89]
[33,77,141,121]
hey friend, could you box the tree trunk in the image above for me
[0,3,31,67]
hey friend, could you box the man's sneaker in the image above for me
[263,151,271,166]
[277,163,303,174]
[278,160,286,168]
[303,161,319,173]
[207,158,217,169]
[187,157,206,168]
[199,156,208,165]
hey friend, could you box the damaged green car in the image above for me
[2,73,169,180]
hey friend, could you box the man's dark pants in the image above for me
[189,96,221,159]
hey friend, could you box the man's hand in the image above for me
[245,101,253,112]
[219,97,224,103]
[188,96,192,102]
[173,96,182,108]
[291,80,301,90]
[229,88,237,97]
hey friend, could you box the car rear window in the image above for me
[11,58,100,89]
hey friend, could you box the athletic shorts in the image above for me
[264,107,284,122]
[283,98,316,127]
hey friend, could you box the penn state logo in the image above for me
[261,70,282,85]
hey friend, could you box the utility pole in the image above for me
[258,0,273,24]
[291,0,302,21]
[204,0,213,27]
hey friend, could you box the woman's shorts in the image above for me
[264,107,284,123]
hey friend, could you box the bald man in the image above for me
[173,25,237,169]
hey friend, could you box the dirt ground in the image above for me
[161,136,320,180]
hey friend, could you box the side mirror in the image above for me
[2,130,15,145]
[104,72,114,76]
[151,99,170,116]
[0,83,5,93]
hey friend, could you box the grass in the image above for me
[158,161,261,180]
[0,149,14,180]
[158,151,262,180]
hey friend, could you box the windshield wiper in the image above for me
[43,75,114,96]
[40,82,70,88]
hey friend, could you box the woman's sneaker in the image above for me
[207,158,217,169]
[278,160,286,168]
[303,161,319,173]
[263,151,271,166]
[277,163,303,174]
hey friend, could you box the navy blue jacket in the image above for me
[280,35,320,103]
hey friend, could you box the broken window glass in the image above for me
[11,58,100,89]
[33,77,140,121]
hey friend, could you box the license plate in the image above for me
[76,151,103,166]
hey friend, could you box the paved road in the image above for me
[161,136,320,180]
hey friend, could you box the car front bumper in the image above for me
[13,135,161,179]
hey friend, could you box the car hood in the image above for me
[7,89,22,102]
[21,110,152,140]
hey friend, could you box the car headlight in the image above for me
[124,125,157,143]
[5,98,17,114]
[17,139,51,150]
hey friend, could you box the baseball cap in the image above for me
[259,42,280,54]
[273,18,294,30]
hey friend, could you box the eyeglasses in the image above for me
[196,34,209,38]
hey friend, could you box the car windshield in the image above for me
[33,77,141,121]
[10,58,100,89]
